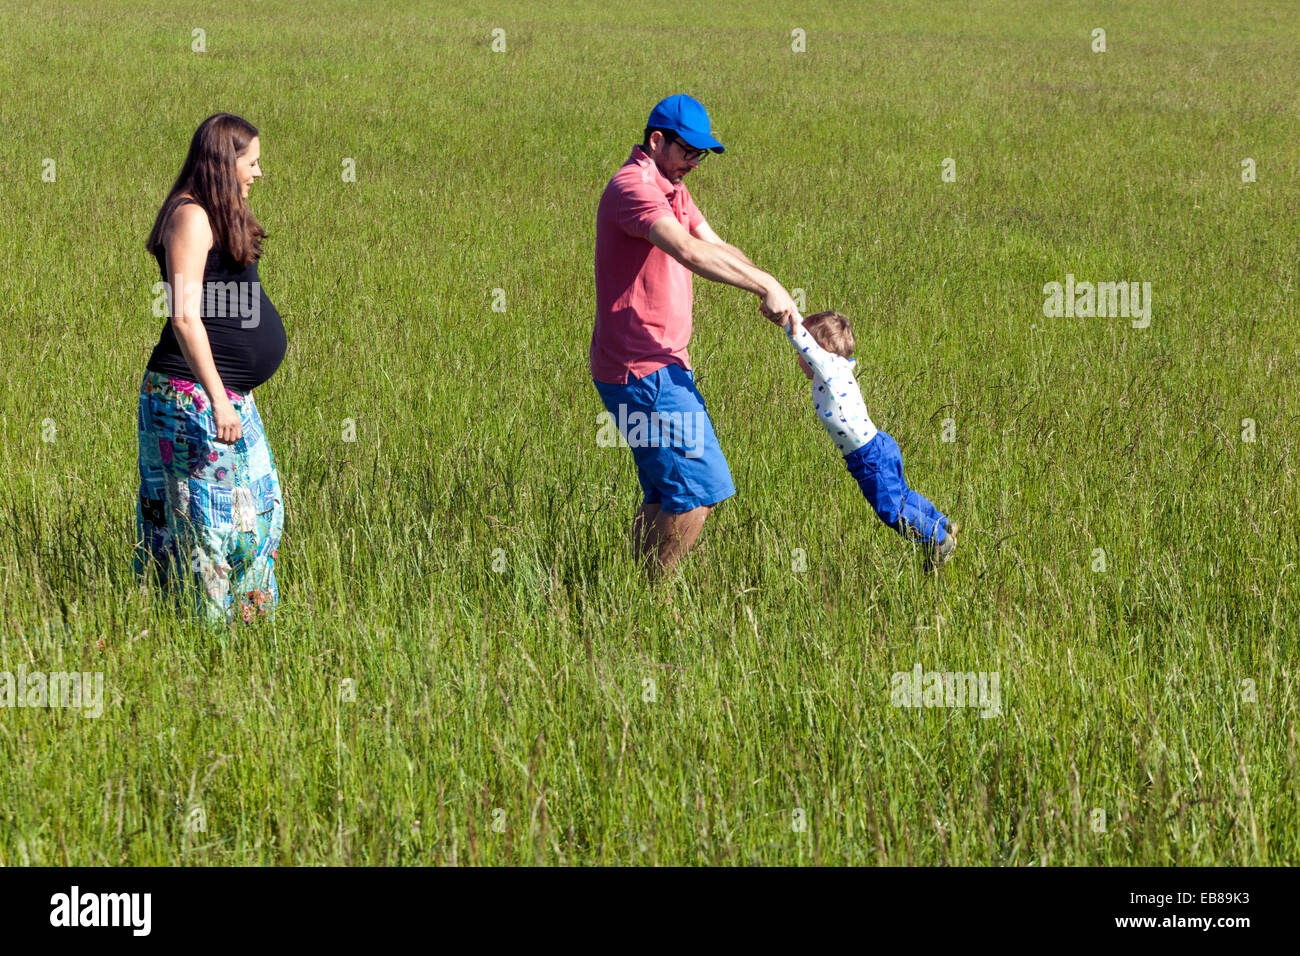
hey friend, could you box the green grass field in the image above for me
[0,0,1296,865]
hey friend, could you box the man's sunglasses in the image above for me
[668,132,710,162]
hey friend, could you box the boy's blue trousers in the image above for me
[844,431,948,544]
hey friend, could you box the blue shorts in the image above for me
[593,363,736,514]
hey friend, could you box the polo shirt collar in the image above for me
[629,145,676,197]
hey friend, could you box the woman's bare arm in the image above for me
[163,203,242,443]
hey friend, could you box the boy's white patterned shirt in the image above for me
[787,322,878,455]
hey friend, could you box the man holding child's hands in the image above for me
[591,94,797,578]
[592,95,952,581]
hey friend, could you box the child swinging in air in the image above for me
[786,311,956,569]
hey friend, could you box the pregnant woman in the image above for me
[135,112,287,625]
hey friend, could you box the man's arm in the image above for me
[648,215,796,325]
[691,219,755,268]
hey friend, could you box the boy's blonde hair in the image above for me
[802,311,855,358]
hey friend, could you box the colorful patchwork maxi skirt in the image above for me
[134,371,284,624]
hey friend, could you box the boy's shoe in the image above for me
[926,519,957,571]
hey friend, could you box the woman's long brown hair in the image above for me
[146,113,266,267]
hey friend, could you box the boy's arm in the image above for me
[785,319,840,380]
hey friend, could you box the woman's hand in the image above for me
[213,398,243,444]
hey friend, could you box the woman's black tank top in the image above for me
[146,198,286,392]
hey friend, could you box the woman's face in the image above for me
[235,136,262,199]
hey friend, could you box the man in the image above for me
[592,94,798,578]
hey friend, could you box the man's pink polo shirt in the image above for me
[591,145,705,385]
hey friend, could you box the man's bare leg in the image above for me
[643,505,714,578]
[631,502,662,566]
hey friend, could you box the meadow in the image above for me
[0,0,1296,865]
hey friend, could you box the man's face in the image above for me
[647,131,704,185]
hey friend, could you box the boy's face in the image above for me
[796,354,814,380]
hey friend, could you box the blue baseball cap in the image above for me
[646,94,725,153]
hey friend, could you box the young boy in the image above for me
[787,311,956,568]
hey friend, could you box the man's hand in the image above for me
[759,283,799,330]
